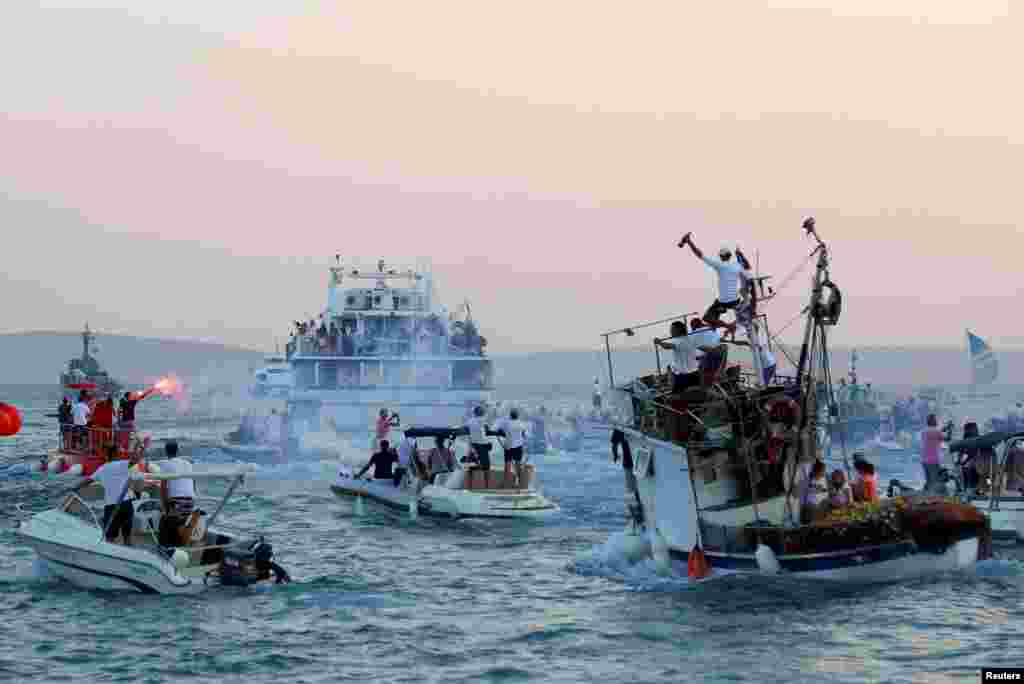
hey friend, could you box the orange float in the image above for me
[687,545,712,580]
[0,403,22,436]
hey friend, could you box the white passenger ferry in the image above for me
[285,258,494,432]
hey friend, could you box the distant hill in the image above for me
[0,331,264,388]
[2,332,1022,399]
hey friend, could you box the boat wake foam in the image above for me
[572,530,740,589]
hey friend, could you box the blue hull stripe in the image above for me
[45,557,161,594]
[670,541,921,573]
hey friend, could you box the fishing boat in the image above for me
[331,426,559,519]
[60,324,122,397]
[598,217,990,582]
[17,464,290,594]
[827,349,882,446]
[285,258,494,435]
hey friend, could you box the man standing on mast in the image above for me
[678,232,745,332]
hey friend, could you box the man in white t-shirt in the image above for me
[464,406,494,488]
[657,320,699,392]
[74,448,148,544]
[678,232,744,329]
[496,408,530,488]
[158,441,198,546]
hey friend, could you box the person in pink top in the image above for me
[374,408,398,452]
[920,413,945,493]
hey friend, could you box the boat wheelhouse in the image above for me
[598,218,989,583]
[286,258,494,431]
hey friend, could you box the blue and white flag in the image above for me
[967,330,998,385]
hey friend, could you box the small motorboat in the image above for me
[947,430,1024,543]
[331,426,559,519]
[17,464,290,594]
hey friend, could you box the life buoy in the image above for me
[764,396,801,427]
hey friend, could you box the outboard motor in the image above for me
[220,538,290,586]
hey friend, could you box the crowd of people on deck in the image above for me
[58,387,156,453]
[354,405,534,491]
[286,311,486,359]
[798,454,879,523]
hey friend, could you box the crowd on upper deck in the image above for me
[286,312,486,358]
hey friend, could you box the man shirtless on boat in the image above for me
[356,440,399,482]
[678,232,748,336]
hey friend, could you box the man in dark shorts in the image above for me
[356,440,399,481]
[465,406,493,488]
[497,408,529,488]
[74,446,148,544]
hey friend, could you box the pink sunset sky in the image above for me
[1,1,1021,353]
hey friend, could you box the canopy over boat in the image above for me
[134,464,256,482]
[403,426,470,440]
[948,431,1024,453]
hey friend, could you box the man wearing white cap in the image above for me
[678,232,745,327]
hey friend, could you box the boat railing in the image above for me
[600,310,775,390]
[61,492,102,529]
[58,424,141,459]
[290,334,485,358]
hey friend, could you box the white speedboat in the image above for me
[947,430,1024,543]
[17,465,290,594]
[331,427,559,519]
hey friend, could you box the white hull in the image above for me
[967,495,1024,542]
[616,427,981,584]
[332,472,559,519]
[18,511,206,595]
[219,442,285,461]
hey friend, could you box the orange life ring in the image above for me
[764,396,801,427]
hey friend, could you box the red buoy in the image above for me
[687,545,711,580]
[0,403,22,436]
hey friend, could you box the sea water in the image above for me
[2,384,1024,683]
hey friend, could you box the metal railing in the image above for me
[58,424,140,458]
[289,335,486,358]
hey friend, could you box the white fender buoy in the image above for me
[408,498,418,521]
[755,544,781,574]
[354,495,365,516]
[172,549,190,570]
[621,530,652,563]
[63,464,83,477]
[652,529,671,576]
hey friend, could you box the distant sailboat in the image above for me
[965,329,1000,400]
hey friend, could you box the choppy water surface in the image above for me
[2,385,1024,683]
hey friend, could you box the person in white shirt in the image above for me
[657,320,700,392]
[73,447,149,544]
[71,392,91,449]
[496,408,530,488]
[158,441,198,546]
[395,435,416,486]
[678,232,745,330]
[464,406,494,488]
